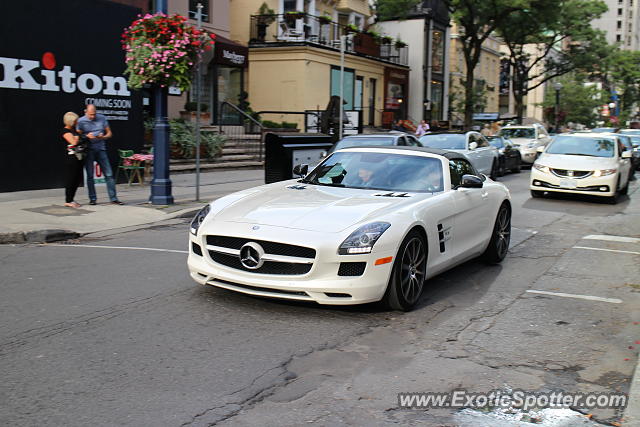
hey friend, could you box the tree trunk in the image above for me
[463,52,476,130]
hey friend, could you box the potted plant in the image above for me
[256,3,276,41]
[395,39,407,49]
[180,101,211,122]
[285,10,304,25]
[122,13,214,90]
[381,35,393,45]
[318,14,332,25]
[345,23,359,34]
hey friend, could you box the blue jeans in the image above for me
[85,149,117,202]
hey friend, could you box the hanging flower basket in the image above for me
[121,13,215,90]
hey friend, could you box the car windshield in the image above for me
[419,134,466,150]
[303,151,444,193]
[487,137,504,149]
[545,135,615,158]
[629,136,640,146]
[334,137,395,151]
[499,128,535,139]
[591,127,617,133]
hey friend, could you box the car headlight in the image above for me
[533,163,550,173]
[339,222,390,255]
[190,204,211,236]
[526,141,537,148]
[593,169,617,177]
[498,148,505,154]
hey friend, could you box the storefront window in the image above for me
[431,30,444,74]
[431,81,443,121]
[331,67,354,110]
[215,66,243,124]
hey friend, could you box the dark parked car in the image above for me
[327,132,422,155]
[487,136,521,175]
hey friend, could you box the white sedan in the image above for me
[188,147,512,311]
[419,132,500,179]
[530,133,632,203]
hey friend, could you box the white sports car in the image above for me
[188,147,512,311]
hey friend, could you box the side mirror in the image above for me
[622,151,632,159]
[468,141,478,150]
[293,164,309,177]
[320,151,327,158]
[458,174,483,189]
[536,146,545,153]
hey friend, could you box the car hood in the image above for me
[211,181,427,233]
[507,138,537,146]
[537,153,617,170]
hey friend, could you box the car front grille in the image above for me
[209,251,313,275]
[206,235,316,259]
[550,168,592,179]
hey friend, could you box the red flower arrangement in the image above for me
[121,13,215,90]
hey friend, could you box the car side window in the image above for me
[477,135,489,148]
[449,159,477,188]
[397,136,407,146]
[406,135,420,146]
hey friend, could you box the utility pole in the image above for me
[150,0,174,205]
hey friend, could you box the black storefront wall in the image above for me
[0,0,143,192]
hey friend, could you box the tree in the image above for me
[541,74,604,127]
[610,50,640,117]
[496,0,608,123]
[444,0,531,129]
[374,0,421,21]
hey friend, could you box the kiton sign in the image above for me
[0,52,131,96]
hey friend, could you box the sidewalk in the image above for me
[0,169,264,244]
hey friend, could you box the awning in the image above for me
[213,34,248,68]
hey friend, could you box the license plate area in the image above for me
[559,179,578,189]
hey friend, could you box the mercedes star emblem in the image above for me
[239,242,265,270]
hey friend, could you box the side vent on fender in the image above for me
[437,224,451,253]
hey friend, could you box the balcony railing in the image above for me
[249,13,408,66]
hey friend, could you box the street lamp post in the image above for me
[553,81,562,134]
[150,0,174,205]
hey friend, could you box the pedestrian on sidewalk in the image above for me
[61,112,84,208]
[415,120,430,137]
[77,104,123,205]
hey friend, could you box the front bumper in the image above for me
[529,168,617,196]
[518,147,538,164]
[187,225,396,305]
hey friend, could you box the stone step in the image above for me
[170,160,264,174]
[221,147,251,155]
[217,154,258,162]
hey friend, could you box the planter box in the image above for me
[180,111,211,123]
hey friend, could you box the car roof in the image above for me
[342,133,402,138]
[337,145,470,161]
[420,131,470,135]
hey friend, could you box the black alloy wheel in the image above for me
[530,189,544,198]
[482,202,511,264]
[382,230,427,311]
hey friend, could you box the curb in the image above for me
[623,357,640,426]
[0,206,201,245]
[0,229,81,245]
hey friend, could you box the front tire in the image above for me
[382,230,427,311]
[482,202,511,264]
[530,190,544,198]
[511,158,521,173]
[490,160,499,180]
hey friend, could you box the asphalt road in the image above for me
[1,170,639,426]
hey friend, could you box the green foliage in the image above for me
[495,0,608,121]
[184,101,209,112]
[374,0,421,21]
[541,75,604,127]
[146,118,225,158]
[261,120,298,129]
[610,50,640,115]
